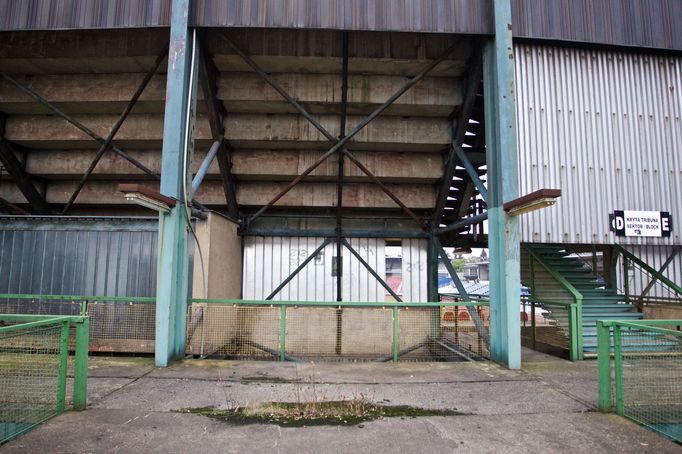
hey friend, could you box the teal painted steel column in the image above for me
[484,0,521,369]
[156,0,198,367]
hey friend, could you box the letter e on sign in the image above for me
[661,212,672,237]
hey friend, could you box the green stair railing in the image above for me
[523,246,584,360]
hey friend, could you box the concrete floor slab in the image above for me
[2,354,680,453]
[2,409,678,454]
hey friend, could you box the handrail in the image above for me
[190,298,489,308]
[524,246,584,303]
[0,293,156,303]
[613,244,682,296]
[524,245,584,360]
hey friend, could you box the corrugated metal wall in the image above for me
[242,237,427,302]
[515,44,682,246]
[0,217,158,296]
[618,245,682,299]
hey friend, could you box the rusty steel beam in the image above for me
[336,31,349,302]
[0,73,158,179]
[198,36,239,220]
[266,238,333,300]
[61,49,167,214]
[0,139,51,214]
[342,149,428,231]
[247,40,459,224]
[342,238,402,302]
[432,52,483,225]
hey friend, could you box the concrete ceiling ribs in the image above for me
[0,28,471,215]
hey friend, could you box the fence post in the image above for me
[530,300,536,349]
[597,320,612,412]
[73,316,90,410]
[280,305,286,361]
[575,298,583,360]
[613,325,624,415]
[56,320,70,413]
[393,306,399,363]
[568,304,579,361]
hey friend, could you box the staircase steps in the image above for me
[521,244,675,357]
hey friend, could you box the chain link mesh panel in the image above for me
[87,302,155,353]
[618,324,682,442]
[186,304,280,360]
[189,302,488,362]
[521,299,572,357]
[401,306,489,361]
[0,323,62,444]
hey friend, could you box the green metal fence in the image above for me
[598,320,682,443]
[0,314,89,444]
[0,294,155,353]
[521,296,582,361]
[188,299,490,362]
[522,247,584,361]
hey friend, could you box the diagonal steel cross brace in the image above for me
[0,73,158,179]
[433,236,490,346]
[342,238,403,302]
[217,32,458,228]
[61,48,168,213]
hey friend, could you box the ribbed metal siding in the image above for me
[0,0,170,30]
[192,0,492,34]
[515,44,682,246]
[513,0,682,51]
[617,245,682,299]
[401,238,428,302]
[0,217,158,296]
[242,237,427,302]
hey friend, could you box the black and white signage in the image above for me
[611,210,672,237]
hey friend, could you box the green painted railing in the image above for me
[524,247,584,360]
[190,298,489,363]
[0,314,89,444]
[597,319,682,443]
[522,296,582,361]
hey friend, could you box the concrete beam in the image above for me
[0,180,436,209]
[4,113,450,152]
[0,29,169,75]
[23,149,443,183]
[21,150,433,184]
[0,73,459,117]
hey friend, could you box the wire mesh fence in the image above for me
[0,322,62,444]
[0,315,89,444]
[189,300,490,362]
[0,295,155,354]
[521,297,578,360]
[598,320,682,443]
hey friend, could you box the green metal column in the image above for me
[483,0,521,369]
[156,0,198,367]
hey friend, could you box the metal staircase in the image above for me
[521,244,677,358]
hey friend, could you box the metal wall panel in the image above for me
[515,44,682,246]
[0,216,158,296]
[401,238,428,302]
[513,0,682,52]
[192,0,492,34]
[617,245,682,299]
[0,0,170,30]
[243,237,427,302]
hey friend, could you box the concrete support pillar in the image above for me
[484,0,521,369]
[155,0,198,367]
